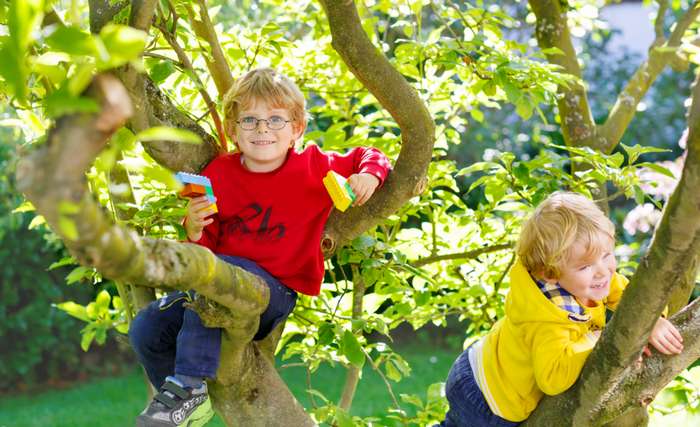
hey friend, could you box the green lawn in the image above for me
[0,345,459,427]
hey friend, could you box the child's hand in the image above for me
[648,317,683,355]
[185,196,215,241]
[347,173,380,206]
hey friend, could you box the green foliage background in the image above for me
[1,0,699,425]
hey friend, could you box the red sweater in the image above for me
[190,144,391,296]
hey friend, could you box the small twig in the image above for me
[413,242,514,267]
[155,7,228,152]
[362,346,405,417]
[653,0,669,45]
[493,252,515,293]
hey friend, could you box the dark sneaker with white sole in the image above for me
[136,376,214,427]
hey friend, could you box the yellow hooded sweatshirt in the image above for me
[469,259,628,422]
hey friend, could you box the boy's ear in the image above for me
[293,120,306,140]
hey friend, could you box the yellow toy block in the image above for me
[323,171,356,212]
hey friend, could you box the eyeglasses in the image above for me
[236,115,292,131]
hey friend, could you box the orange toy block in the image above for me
[180,183,207,198]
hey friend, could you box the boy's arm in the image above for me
[320,145,392,186]
[603,272,629,311]
[185,213,219,250]
[532,326,600,396]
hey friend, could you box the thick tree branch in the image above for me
[318,0,435,255]
[599,1,700,152]
[88,0,128,33]
[130,0,158,31]
[595,298,700,424]
[528,0,598,149]
[186,0,234,97]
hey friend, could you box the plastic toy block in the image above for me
[180,183,207,198]
[175,172,218,215]
[323,170,356,212]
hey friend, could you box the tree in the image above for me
[5,0,700,425]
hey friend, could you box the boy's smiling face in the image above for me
[549,233,617,307]
[232,98,304,173]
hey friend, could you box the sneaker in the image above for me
[136,376,214,427]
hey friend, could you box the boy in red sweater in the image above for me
[129,68,391,426]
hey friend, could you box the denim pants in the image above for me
[128,255,298,389]
[438,346,520,427]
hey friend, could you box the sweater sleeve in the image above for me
[531,325,600,396]
[313,145,392,185]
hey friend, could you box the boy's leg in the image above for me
[439,347,520,427]
[216,255,298,341]
[129,292,190,389]
[174,304,222,382]
[136,292,216,427]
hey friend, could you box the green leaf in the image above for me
[317,321,335,346]
[621,143,670,164]
[97,24,147,70]
[638,162,677,179]
[54,301,90,322]
[135,127,202,144]
[149,60,176,83]
[49,256,76,270]
[540,47,564,56]
[3,0,44,102]
[469,108,484,123]
[66,266,91,284]
[515,98,533,120]
[45,26,96,56]
[95,290,111,313]
[385,359,403,381]
[335,408,354,427]
[28,214,46,229]
[59,216,79,241]
[45,86,99,118]
[12,200,34,213]
[81,328,95,351]
[609,152,624,168]
[340,330,365,368]
[426,382,444,403]
[115,322,129,334]
[456,161,499,177]
[67,62,97,96]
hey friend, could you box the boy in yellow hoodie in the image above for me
[438,192,684,426]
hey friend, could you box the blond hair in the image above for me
[517,192,615,279]
[222,68,306,138]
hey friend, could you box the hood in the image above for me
[505,259,594,326]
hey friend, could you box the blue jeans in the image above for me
[438,346,520,427]
[129,255,297,389]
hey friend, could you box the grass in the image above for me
[0,344,459,427]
